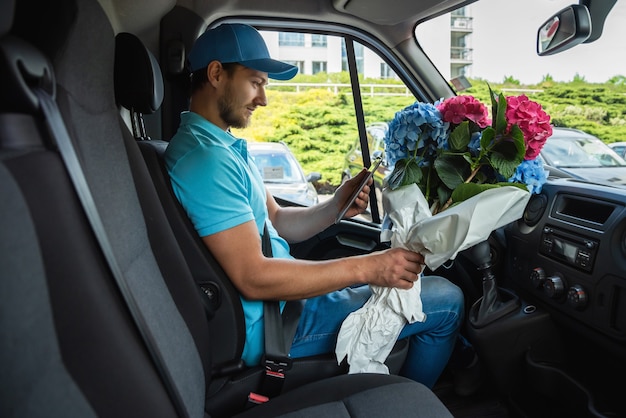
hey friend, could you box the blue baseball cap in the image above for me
[187,23,298,80]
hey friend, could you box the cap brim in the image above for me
[240,58,298,80]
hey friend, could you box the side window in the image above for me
[233,30,415,222]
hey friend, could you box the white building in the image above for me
[261,6,473,81]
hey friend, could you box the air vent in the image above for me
[523,193,548,226]
[554,195,616,225]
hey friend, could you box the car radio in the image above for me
[539,226,598,273]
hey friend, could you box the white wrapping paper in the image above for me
[382,183,531,270]
[335,282,425,374]
[335,183,530,374]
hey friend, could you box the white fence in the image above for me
[267,82,544,97]
[267,82,412,97]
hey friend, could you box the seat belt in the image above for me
[248,223,303,405]
[34,86,190,418]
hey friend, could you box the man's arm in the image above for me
[267,168,372,243]
[202,218,424,301]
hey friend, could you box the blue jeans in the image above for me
[289,275,464,388]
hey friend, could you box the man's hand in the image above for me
[334,168,372,220]
[363,247,425,289]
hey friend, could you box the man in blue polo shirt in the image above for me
[165,23,464,389]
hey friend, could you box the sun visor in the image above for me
[332,0,452,25]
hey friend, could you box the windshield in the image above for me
[415,0,626,166]
[417,0,624,86]
[250,151,306,183]
[541,135,626,168]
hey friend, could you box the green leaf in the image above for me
[495,93,508,134]
[509,125,527,156]
[487,83,507,135]
[490,153,521,179]
[490,125,526,178]
[479,127,495,151]
[387,158,423,190]
[488,83,499,126]
[448,121,470,152]
[434,154,470,189]
[450,182,524,204]
[436,184,452,208]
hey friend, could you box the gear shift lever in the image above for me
[467,240,519,327]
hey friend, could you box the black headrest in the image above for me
[1,0,14,37]
[114,32,164,114]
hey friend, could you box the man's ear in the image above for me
[206,61,224,88]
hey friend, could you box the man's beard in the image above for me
[218,82,249,129]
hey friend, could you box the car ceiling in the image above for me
[98,0,473,42]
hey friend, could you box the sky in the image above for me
[453,0,625,84]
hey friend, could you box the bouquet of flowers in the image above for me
[336,88,552,375]
[385,86,551,215]
[380,86,552,269]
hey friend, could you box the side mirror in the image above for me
[537,4,592,56]
[306,172,322,183]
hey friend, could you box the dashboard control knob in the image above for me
[530,267,546,289]
[567,285,588,310]
[544,275,565,299]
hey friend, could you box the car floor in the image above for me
[433,370,513,418]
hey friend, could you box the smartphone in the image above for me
[334,157,383,224]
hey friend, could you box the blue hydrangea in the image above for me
[384,102,449,167]
[508,158,548,195]
[468,131,482,155]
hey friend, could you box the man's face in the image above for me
[217,65,268,129]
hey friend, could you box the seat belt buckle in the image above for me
[248,392,270,405]
[247,355,292,407]
[265,355,292,376]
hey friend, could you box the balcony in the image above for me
[451,16,473,31]
[450,46,473,63]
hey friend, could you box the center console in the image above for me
[504,178,626,347]
[467,177,626,416]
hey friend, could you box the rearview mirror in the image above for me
[537,4,592,56]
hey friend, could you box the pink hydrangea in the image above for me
[505,95,552,160]
[436,95,491,128]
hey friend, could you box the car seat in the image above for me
[113,29,411,413]
[1,0,453,417]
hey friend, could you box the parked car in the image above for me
[4,0,626,418]
[540,127,626,186]
[248,141,320,206]
[608,141,626,158]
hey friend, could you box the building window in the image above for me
[312,61,327,74]
[279,32,305,47]
[380,62,395,79]
[341,41,364,74]
[311,34,327,47]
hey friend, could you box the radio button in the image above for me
[567,285,587,310]
[530,267,546,289]
[544,275,565,299]
[576,251,591,268]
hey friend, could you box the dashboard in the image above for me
[504,177,626,357]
